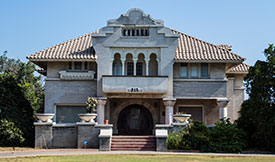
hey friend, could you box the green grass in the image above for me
[1,154,275,162]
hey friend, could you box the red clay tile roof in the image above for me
[172,30,244,62]
[227,63,250,74]
[28,29,245,63]
[27,33,96,61]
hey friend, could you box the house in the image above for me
[28,8,249,150]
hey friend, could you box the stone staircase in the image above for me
[111,136,156,151]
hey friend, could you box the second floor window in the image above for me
[113,61,122,75]
[74,62,82,70]
[136,62,143,76]
[178,63,209,79]
[201,63,209,78]
[179,63,188,78]
[190,64,199,78]
[127,62,134,75]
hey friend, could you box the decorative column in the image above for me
[163,98,176,125]
[145,59,149,76]
[133,59,137,76]
[217,99,229,119]
[97,97,107,124]
[121,59,125,75]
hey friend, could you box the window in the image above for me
[201,63,209,78]
[127,62,134,75]
[84,62,88,70]
[74,62,82,70]
[68,62,90,70]
[190,64,198,78]
[178,106,203,122]
[56,106,86,123]
[136,62,143,76]
[113,61,122,75]
[179,63,188,78]
[68,62,72,70]
[122,28,149,36]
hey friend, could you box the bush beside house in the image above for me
[167,119,247,153]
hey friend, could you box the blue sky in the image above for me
[0,0,274,66]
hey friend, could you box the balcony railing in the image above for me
[102,75,168,94]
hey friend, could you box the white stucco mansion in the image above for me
[29,9,249,149]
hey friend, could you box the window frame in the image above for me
[177,63,210,79]
[176,104,205,123]
[67,62,90,71]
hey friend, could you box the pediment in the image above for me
[107,8,163,27]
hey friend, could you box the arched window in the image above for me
[149,53,158,76]
[126,53,134,76]
[136,53,145,76]
[112,53,122,75]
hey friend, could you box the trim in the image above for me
[175,97,228,100]
[45,78,97,81]
[174,60,244,63]
[102,75,168,78]
[28,58,96,62]
[53,123,77,127]
[173,78,227,82]
[227,72,248,74]
[176,104,205,123]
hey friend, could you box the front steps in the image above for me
[111,136,156,151]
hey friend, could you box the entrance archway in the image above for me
[117,104,153,135]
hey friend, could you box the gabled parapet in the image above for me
[107,8,164,27]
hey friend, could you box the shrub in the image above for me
[167,129,184,150]
[167,120,210,151]
[207,118,247,153]
[167,119,247,153]
[0,119,25,149]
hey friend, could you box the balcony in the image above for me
[102,75,168,94]
[59,70,95,80]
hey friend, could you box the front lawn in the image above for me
[1,154,275,162]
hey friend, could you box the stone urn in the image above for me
[173,114,191,123]
[36,113,55,123]
[78,113,97,123]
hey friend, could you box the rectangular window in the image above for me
[56,106,86,123]
[68,62,72,70]
[136,62,143,76]
[201,63,209,78]
[178,106,203,122]
[127,62,134,75]
[84,62,88,70]
[190,63,198,78]
[74,62,82,70]
[179,63,188,78]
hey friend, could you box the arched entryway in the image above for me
[117,104,153,135]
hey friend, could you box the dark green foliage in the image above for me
[236,44,275,151]
[167,119,247,153]
[207,118,247,153]
[167,120,210,151]
[0,119,25,147]
[0,52,44,147]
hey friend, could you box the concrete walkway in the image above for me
[0,149,275,158]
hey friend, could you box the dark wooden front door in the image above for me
[118,104,153,135]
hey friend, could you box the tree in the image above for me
[0,51,44,147]
[237,44,275,151]
[0,119,25,150]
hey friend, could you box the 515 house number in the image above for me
[126,87,144,93]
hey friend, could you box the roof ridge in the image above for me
[171,29,245,61]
